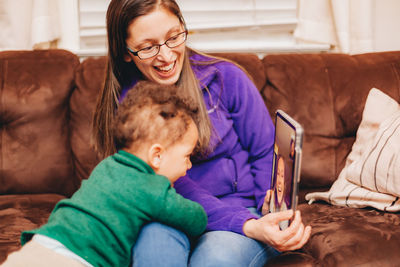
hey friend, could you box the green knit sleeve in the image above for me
[157,186,207,237]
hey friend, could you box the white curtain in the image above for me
[294,0,374,54]
[0,0,60,50]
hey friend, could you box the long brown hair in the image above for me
[92,0,213,158]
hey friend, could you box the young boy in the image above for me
[2,81,207,267]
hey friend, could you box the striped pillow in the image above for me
[306,88,400,211]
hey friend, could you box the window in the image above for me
[74,0,329,57]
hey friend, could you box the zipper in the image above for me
[230,156,238,192]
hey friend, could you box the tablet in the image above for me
[269,109,303,230]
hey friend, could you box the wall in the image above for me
[374,0,400,52]
[1,0,400,54]
[73,0,330,57]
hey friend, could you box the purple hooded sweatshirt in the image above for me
[121,52,275,236]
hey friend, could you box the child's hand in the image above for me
[261,189,272,215]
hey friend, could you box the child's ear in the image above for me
[148,144,163,169]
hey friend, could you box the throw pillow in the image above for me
[306,88,400,211]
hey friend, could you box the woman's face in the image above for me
[276,157,285,204]
[125,7,186,85]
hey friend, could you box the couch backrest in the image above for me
[0,51,263,197]
[70,56,106,181]
[0,50,80,196]
[262,51,400,188]
[4,49,400,196]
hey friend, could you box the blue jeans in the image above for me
[132,208,280,267]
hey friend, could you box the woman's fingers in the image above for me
[274,210,312,251]
[269,209,294,224]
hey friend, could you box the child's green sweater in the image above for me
[21,150,207,267]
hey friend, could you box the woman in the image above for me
[92,0,311,266]
[274,155,291,211]
[269,155,292,230]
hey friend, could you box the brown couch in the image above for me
[1,49,400,266]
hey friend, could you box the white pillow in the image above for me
[306,88,400,211]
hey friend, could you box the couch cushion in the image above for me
[298,203,400,266]
[345,89,400,196]
[0,50,80,196]
[306,88,400,211]
[262,52,400,188]
[0,194,65,263]
[71,56,106,181]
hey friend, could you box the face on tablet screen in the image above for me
[276,155,286,207]
[272,153,292,211]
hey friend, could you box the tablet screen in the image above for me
[269,110,303,229]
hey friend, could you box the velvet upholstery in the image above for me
[1,49,400,266]
[262,52,400,266]
[70,56,106,182]
[0,194,65,258]
[299,204,400,266]
[0,50,80,196]
[0,50,81,260]
[262,52,400,188]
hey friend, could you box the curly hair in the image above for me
[113,81,199,152]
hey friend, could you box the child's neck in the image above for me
[123,147,149,166]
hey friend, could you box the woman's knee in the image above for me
[132,222,190,267]
[189,231,274,267]
[136,222,190,248]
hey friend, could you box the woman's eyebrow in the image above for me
[166,25,183,35]
[139,25,183,43]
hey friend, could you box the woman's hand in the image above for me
[242,210,311,252]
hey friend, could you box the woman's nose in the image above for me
[156,44,173,61]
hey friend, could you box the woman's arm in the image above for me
[174,176,258,235]
[222,64,311,249]
[219,63,275,210]
[174,62,274,234]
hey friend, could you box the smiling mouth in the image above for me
[154,62,175,73]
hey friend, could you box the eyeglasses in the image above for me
[127,31,188,60]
